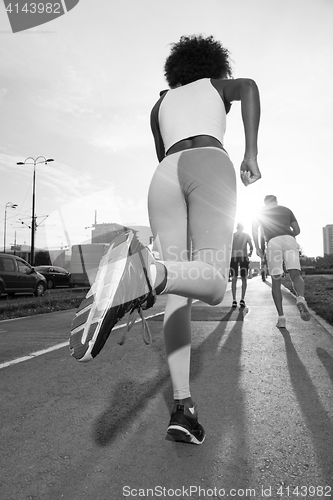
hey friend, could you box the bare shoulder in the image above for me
[210,78,233,112]
[211,78,258,103]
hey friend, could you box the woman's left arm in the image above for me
[219,78,261,186]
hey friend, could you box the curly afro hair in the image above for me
[164,35,233,88]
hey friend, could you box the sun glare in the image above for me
[234,189,263,236]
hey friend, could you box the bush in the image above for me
[303,268,333,275]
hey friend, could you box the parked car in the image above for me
[0,253,46,297]
[34,265,72,289]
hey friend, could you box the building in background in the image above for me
[323,224,333,255]
[69,223,153,286]
[91,223,152,246]
[127,225,153,246]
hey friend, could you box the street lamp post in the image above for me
[3,202,18,253]
[16,156,54,265]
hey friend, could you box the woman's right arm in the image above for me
[217,78,261,186]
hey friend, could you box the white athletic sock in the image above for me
[150,263,157,287]
[150,262,168,294]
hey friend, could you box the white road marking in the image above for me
[0,299,204,370]
[0,310,166,370]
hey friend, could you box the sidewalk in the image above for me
[1,276,333,500]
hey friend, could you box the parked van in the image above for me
[0,253,46,297]
[70,244,109,287]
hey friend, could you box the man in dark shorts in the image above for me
[230,223,253,307]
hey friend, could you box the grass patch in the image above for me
[281,274,333,327]
[0,288,87,321]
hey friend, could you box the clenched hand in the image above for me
[240,158,261,186]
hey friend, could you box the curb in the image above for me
[281,283,333,339]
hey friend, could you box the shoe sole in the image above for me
[70,231,134,362]
[167,425,205,445]
[297,302,311,321]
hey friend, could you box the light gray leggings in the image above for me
[148,147,236,399]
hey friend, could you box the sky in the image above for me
[0,0,332,258]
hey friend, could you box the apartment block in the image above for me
[323,224,333,255]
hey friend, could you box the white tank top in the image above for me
[158,78,227,152]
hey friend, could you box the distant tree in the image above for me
[34,250,51,266]
[299,252,315,267]
[315,254,333,269]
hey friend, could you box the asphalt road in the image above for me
[1,278,333,500]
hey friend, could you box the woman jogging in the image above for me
[70,34,261,445]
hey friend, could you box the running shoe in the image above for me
[167,404,205,445]
[232,300,237,308]
[296,296,311,321]
[70,230,156,362]
[239,299,246,307]
[276,315,286,328]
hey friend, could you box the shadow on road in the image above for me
[281,329,333,486]
[91,303,250,489]
[317,347,333,385]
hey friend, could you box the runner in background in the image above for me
[252,195,310,328]
[230,223,253,307]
